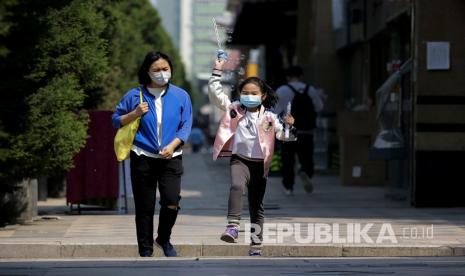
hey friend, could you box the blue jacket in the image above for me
[112,84,193,154]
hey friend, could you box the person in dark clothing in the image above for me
[274,66,324,195]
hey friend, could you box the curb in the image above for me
[1,243,464,258]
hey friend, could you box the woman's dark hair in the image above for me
[138,51,174,85]
[238,77,278,109]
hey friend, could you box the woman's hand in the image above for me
[283,114,295,126]
[134,102,149,117]
[159,138,182,159]
[159,145,174,159]
[120,102,148,126]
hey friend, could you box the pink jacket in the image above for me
[212,102,277,175]
[208,75,293,176]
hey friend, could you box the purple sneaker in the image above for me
[220,225,239,243]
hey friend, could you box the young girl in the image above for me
[208,51,295,256]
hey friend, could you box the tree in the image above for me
[0,0,191,190]
[0,0,17,58]
[0,0,108,182]
[98,0,192,110]
[13,77,89,177]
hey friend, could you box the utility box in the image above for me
[338,111,386,186]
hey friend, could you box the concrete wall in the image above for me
[296,0,345,113]
[412,0,465,206]
[366,0,412,39]
[413,0,465,151]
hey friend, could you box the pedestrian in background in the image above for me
[274,65,324,196]
[189,125,205,153]
[112,51,192,257]
[208,51,295,256]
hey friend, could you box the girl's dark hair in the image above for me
[238,77,278,109]
[138,51,174,85]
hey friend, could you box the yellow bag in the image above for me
[114,89,143,161]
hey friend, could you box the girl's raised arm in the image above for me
[208,55,231,111]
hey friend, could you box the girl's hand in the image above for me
[134,102,149,117]
[284,114,295,126]
[214,50,228,70]
[214,58,226,71]
[217,49,228,61]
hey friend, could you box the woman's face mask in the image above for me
[149,71,171,86]
[240,94,262,108]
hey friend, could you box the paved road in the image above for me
[1,257,465,275]
[2,153,465,258]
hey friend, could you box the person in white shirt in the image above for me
[274,65,324,195]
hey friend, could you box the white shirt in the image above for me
[147,87,164,144]
[274,81,324,116]
[131,87,182,158]
[232,110,263,160]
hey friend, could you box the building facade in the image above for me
[226,0,465,207]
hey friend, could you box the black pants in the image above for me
[228,155,267,245]
[130,151,183,255]
[281,134,314,191]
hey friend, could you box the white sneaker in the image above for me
[284,188,294,196]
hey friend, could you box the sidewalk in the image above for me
[1,153,465,258]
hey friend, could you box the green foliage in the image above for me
[98,0,192,110]
[0,0,191,184]
[0,125,13,181]
[13,76,89,178]
[0,0,103,182]
[97,1,150,110]
[0,0,17,58]
[29,0,108,108]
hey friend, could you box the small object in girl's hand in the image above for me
[230,109,237,118]
[285,102,291,139]
[262,120,273,132]
[217,49,228,61]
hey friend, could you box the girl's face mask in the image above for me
[240,94,262,108]
[240,83,266,108]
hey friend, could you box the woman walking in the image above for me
[112,51,192,257]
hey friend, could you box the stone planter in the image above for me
[0,179,38,225]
